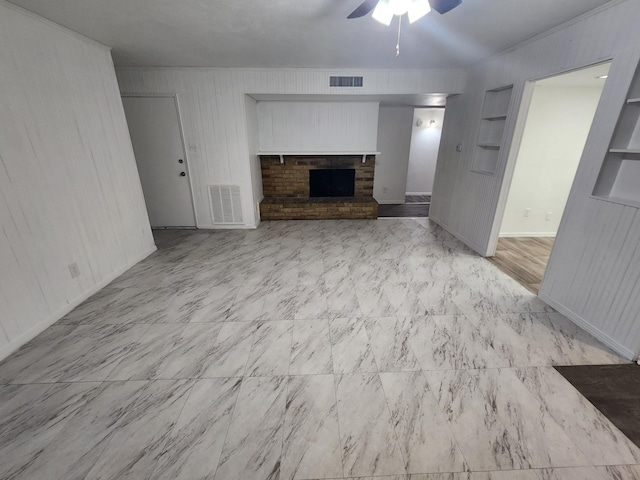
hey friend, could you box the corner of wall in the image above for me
[538,290,637,361]
[0,246,157,362]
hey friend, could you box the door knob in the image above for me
[179,172,186,177]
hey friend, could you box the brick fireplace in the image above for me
[259,155,378,220]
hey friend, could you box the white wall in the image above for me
[406,108,445,195]
[374,106,414,204]
[117,68,466,227]
[430,0,640,359]
[0,2,155,360]
[500,85,604,236]
[256,101,379,152]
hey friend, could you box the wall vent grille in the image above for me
[208,185,244,224]
[329,76,364,87]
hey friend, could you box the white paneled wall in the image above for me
[116,68,466,228]
[430,0,640,359]
[0,2,155,359]
[256,102,379,152]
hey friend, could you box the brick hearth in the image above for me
[259,155,378,220]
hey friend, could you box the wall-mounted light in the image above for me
[416,118,438,128]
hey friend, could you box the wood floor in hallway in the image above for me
[488,237,555,294]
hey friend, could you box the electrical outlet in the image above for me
[524,208,531,218]
[68,263,80,278]
[383,187,388,194]
[546,212,553,221]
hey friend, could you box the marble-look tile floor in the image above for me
[0,219,638,480]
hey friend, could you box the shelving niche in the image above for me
[593,63,640,206]
[472,85,513,175]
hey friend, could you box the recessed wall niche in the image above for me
[472,85,513,175]
[593,62,640,207]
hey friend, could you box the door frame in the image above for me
[486,58,613,258]
[121,92,199,228]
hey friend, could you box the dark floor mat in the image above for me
[378,204,430,218]
[405,195,431,204]
[555,364,640,448]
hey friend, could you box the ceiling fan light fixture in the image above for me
[389,0,412,15]
[408,0,432,23]
[372,0,394,25]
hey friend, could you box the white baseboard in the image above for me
[538,291,637,361]
[405,192,432,196]
[376,199,406,205]
[0,246,157,363]
[429,215,487,256]
[499,232,556,238]
[197,224,259,230]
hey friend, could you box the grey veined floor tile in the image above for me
[0,221,632,480]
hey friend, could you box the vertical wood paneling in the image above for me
[431,0,640,358]
[256,102,379,152]
[116,67,466,228]
[0,2,155,359]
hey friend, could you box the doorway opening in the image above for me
[488,62,611,293]
[121,94,197,229]
[377,106,445,218]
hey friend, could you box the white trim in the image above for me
[197,224,259,230]
[405,192,432,196]
[499,232,556,238]
[486,80,535,256]
[0,246,157,362]
[173,94,200,227]
[121,93,200,228]
[0,0,111,51]
[376,199,407,205]
[539,291,637,361]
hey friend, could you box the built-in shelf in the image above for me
[593,62,640,208]
[591,195,640,209]
[472,169,496,176]
[609,149,640,155]
[258,151,380,164]
[472,85,513,176]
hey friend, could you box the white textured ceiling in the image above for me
[8,0,614,68]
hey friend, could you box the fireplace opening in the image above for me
[309,169,356,197]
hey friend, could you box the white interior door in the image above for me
[122,96,196,228]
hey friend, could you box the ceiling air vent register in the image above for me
[329,76,364,87]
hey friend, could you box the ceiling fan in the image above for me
[348,0,462,25]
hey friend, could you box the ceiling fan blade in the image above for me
[347,0,380,19]
[429,0,462,14]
